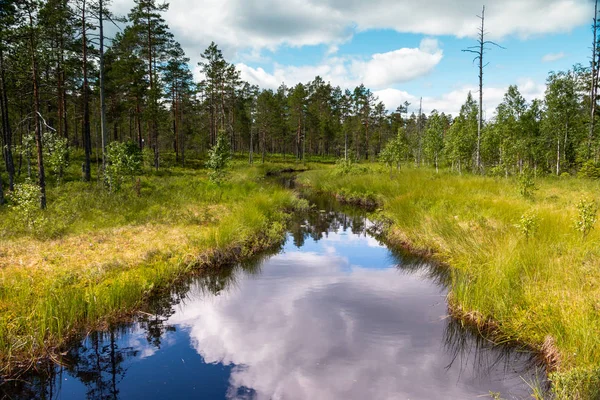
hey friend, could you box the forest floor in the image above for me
[298,164,600,399]
[0,158,308,376]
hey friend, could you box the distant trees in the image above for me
[3,1,600,212]
[423,110,446,173]
[542,70,582,175]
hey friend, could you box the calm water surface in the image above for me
[2,201,544,399]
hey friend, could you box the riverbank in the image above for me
[0,162,307,376]
[297,165,600,399]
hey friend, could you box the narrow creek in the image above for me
[2,192,545,399]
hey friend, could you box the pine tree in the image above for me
[128,0,173,169]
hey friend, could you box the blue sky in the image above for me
[112,0,594,116]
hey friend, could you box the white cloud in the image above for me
[163,228,536,399]
[237,39,442,90]
[111,0,590,58]
[374,78,546,117]
[542,52,567,62]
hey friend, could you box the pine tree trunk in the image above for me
[28,6,46,209]
[99,0,108,170]
[82,0,91,182]
[0,44,14,190]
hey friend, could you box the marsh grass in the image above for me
[298,165,600,398]
[0,159,301,375]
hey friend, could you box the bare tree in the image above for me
[417,97,423,166]
[462,5,504,173]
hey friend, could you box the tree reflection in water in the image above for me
[1,195,545,399]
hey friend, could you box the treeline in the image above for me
[411,68,600,177]
[0,0,599,208]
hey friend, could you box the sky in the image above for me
[110,0,595,116]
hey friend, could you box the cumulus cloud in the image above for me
[237,38,442,90]
[111,0,589,57]
[164,228,537,399]
[375,78,546,117]
[542,52,567,62]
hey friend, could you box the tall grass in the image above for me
[0,161,301,375]
[298,165,600,399]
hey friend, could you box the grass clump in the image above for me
[297,164,600,398]
[0,159,300,375]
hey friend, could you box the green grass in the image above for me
[0,157,305,375]
[298,164,600,399]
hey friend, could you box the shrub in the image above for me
[574,197,598,239]
[578,160,600,179]
[334,153,368,176]
[335,157,354,175]
[206,130,231,184]
[380,132,406,177]
[9,181,44,229]
[487,164,506,178]
[43,131,69,185]
[517,211,538,241]
[518,168,537,199]
[105,142,142,192]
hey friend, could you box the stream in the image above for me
[1,193,545,399]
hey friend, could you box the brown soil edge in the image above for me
[333,192,380,211]
[265,167,309,176]
[0,219,289,382]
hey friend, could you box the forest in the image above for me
[1,0,600,399]
[2,0,600,209]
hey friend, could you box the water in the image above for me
[1,200,545,400]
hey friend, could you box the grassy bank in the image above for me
[0,160,306,376]
[298,165,600,399]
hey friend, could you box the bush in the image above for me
[517,211,538,241]
[487,164,506,178]
[206,130,231,184]
[9,181,44,229]
[578,160,600,179]
[335,157,354,175]
[334,155,368,176]
[574,197,598,239]
[105,142,142,192]
[43,131,69,185]
[518,168,537,199]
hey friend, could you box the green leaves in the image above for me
[380,128,407,176]
[206,130,231,185]
[43,130,69,185]
[517,211,538,241]
[9,180,44,230]
[104,142,142,192]
[517,168,538,199]
[574,197,598,239]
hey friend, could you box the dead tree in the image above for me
[462,5,504,173]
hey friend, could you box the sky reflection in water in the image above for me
[2,210,543,400]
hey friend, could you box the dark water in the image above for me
[1,200,545,400]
